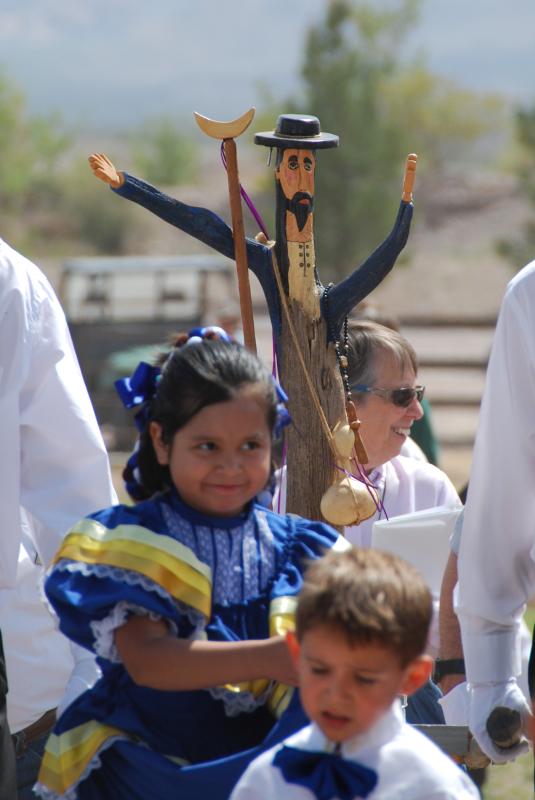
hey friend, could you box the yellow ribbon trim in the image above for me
[269,596,298,618]
[268,684,295,719]
[55,519,212,581]
[270,614,295,638]
[38,721,129,794]
[53,521,212,617]
[269,596,297,637]
[38,719,192,793]
[220,678,271,697]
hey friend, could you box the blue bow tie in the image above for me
[273,745,378,800]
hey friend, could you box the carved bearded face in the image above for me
[276,149,315,233]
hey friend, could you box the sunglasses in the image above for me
[351,385,425,408]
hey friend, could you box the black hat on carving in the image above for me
[254,114,339,150]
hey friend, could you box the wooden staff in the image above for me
[194,108,257,353]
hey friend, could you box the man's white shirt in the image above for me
[456,260,535,685]
[0,239,117,730]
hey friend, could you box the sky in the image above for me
[0,0,534,130]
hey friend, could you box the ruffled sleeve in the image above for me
[268,514,343,628]
[44,505,213,663]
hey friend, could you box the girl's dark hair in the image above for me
[124,338,278,501]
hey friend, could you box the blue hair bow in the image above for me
[115,361,161,433]
[187,326,234,344]
[273,746,378,800]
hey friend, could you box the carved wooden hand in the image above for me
[402,154,418,203]
[88,154,124,189]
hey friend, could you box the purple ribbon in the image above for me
[220,142,270,240]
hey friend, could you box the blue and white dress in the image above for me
[35,489,342,800]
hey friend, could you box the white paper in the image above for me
[372,504,462,597]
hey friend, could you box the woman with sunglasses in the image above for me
[342,320,460,550]
[275,320,459,551]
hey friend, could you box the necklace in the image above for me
[323,286,369,465]
[323,284,351,398]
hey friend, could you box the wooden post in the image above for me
[224,138,256,353]
[194,108,257,354]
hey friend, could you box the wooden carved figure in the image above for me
[89,112,416,528]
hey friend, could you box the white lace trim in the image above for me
[50,560,172,600]
[207,680,274,718]
[50,561,206,659]
[33,734,128,800]
[90,601,178,662]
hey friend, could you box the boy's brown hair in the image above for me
[295,547,432,667]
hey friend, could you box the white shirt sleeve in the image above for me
[456,262,535,684]
[18,277,117,567]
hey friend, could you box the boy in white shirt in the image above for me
[231,548,479,800]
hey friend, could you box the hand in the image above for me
[469,680,533,762]
[262,636,299,686]
[402,153,417,202]
[88,153,124,188]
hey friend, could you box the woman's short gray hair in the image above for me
[346,320,418,406]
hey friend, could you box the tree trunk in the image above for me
[279,300,346,532]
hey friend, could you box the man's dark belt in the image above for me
[12,708,56,758]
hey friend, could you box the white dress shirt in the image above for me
[230,702,479,800]
[456,259,535,685]
[0,239,117,730]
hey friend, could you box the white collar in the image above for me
[306,701,404,759]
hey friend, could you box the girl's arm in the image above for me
[114,615,298,691]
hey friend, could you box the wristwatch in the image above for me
[432,658,465,684]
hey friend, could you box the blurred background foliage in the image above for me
[0,0,533,275]
[0,74,68,213]
[496,105,535,271]
[0,74,198,257]
[263,0,506,282]
[130,116,198,187]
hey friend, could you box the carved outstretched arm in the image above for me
[323,155,417,338]
[89,155,282,339]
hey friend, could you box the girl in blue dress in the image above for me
[35,332,342,800]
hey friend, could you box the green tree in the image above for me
[295,0,503,282]
[496,105,535,271]
[131,116,198,187]
[60,158,138,256]
[0,73,69,213]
